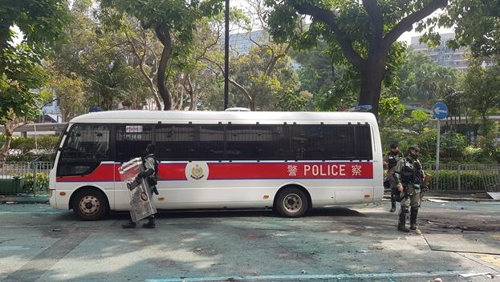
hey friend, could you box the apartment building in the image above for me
[409,33,468,70]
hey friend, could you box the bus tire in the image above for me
[72,189,109,221]
[275,187,308,218]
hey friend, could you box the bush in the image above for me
[22,173,49,194]
[381,128,475,163]
[1,135,59,162]
[7,153,55,162]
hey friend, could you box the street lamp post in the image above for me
[224,0,229,110]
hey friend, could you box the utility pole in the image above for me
[224,0,229,110]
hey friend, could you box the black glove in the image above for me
[151,187,159,195]
[138,172,146,178]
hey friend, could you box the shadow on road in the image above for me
[102,206,366,221]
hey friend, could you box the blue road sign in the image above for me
[432,102,448,119]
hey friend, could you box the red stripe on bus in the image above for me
[206,162,373,179]
[56,162,373,182]
[157,164,187,180]
[56,164,116,182]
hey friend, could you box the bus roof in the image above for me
[69,110,378,125]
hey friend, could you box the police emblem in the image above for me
[191,165,204,180]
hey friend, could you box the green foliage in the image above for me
[436,0,500,57]
[274,90,311,111]
[1,135,58,162]
[397,50,460,107]
[0,0,70,55]
[22,173,49,194]
[462,57,500,135]
[378,95,405,128]
[0,44,48,124]
[9,135,59,152]
[402,109,431,134]
[292,40,359,111]
[0,0,70,130]
[381,128,469,163]
[439,131,467,159]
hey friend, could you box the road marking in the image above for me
[146,271,481,281]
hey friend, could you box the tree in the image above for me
[463,56,500,136]
[101,0,224,110]
[265,0,448,116]
[45,65,86,122]
[51,2,151,113]
[0,0,69,162]
[0,44,50,162]
[292,40,359,111]
[397,50,459,108]
[201,1,301,111]
[226,39,299,110]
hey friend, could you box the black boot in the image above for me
[397,207,409,232]
[142,216,156,228]
[410,207,419,230]
[122,220,136,228]
[390,201,396,212]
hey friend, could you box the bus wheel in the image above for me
[275,187,308,218]
[72,189,109,221]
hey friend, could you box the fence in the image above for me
[423,163,500,193]
[0,161,53,195]
[0,161,499,194]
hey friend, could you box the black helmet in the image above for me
[143,143,155,157]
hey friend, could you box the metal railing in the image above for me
[0,161,499,194]
[0,161,53,195]
[423,163,500,193]
[0,161,53,177]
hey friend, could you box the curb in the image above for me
[0,195,49,204]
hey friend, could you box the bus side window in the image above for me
[195,125,224,160]
[354,125,373,160]
[156,124,196,161]
[115,125,153,162]
[224,125,280,160]
[329,125,355,160]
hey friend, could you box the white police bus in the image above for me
[48,110,384,220]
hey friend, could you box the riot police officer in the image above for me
[383,143,404,212]
[394,145,425,234]
[122,143,159,228]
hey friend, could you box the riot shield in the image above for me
[119,157,157,222]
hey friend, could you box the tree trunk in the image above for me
[0,124,13,163]
[0,117,24,163]
[155,24,173,110]
[359,56,386,115]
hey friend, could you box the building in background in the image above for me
[409,33,467,70]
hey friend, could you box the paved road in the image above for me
[0,200,499,282]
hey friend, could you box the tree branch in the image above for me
[383,0,448,48]
[293,3,365,70]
